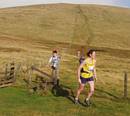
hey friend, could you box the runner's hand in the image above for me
[95,77,97,82]
[78,78,81,84]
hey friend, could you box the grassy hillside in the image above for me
[0,3,130,116]
[0,4,130,49]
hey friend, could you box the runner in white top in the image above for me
[49,50,60,86]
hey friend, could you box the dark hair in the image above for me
[53,50,57,53]
[87,49,95,57]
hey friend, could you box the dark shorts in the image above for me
[51,66,57,70]
[80,76,94,84]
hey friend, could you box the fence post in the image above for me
[124,72,128,99]
[9,62,15,80]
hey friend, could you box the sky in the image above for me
[0,0,130,8]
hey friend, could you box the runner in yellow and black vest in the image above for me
[75,49,97,106]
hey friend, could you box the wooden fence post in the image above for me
[124,72,128,99]
[9,62,15,80]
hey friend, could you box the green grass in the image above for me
[0,85,129,116]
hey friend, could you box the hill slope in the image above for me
[0,4,130,116]
[0,4,130,49]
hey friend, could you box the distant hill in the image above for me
[0,3,130,51]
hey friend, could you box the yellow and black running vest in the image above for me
[81,58,95,78]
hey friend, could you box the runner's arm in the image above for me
[47,57,52,67]
[94,60,97,80]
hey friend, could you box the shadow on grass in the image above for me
[51,83,125,106]
[51,84,88,107]
[95,88,120,101]
[51,84,75,103]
